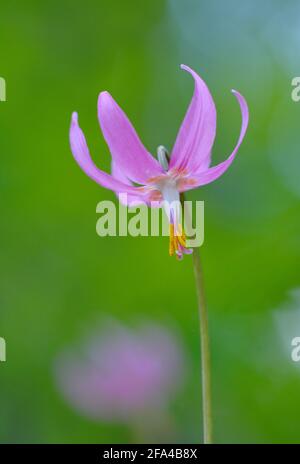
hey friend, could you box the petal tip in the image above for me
[97,91,113,115]
[71,112,79,129]
[71,111,78,122]
[180,64,190,73]
[231,90,249,117]
[230,89,245,102]
[98,90,111,102]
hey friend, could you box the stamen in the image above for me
[169,223,192,259]
[158,176,192,260]
[157,145,169,171]
[169,223,175,256]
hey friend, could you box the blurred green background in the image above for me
[1,0,300,444]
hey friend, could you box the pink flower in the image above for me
[70,65,249,259]
[54,321,185,423]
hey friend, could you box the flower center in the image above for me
[157,173,192,260]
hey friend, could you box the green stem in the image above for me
[192,247,213,444]
[181,193,213,443]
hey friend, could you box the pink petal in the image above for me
[70,112,144,196]
[169,64,217,173]
[98,92,163,185]
[181,90,249,190]
[111,161,149,206]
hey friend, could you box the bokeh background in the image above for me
[1,0,300,444]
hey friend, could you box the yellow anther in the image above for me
[169,224,175,256]
[177,232,187,248]
[169,223,188,257]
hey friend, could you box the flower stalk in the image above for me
[192,247,213,444]
[181,193,212,443]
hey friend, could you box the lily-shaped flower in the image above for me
[70,65,249,259]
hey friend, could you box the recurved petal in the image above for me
[70,112,144,196]
[98,92,163,185]
[181,90,249,190]
[169,64,217,173]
